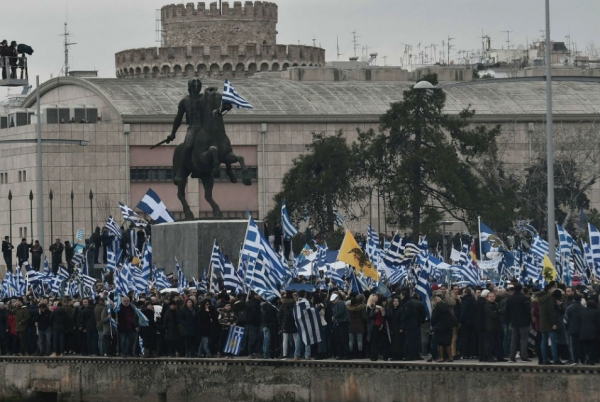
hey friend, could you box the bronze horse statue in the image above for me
[166,79,251,219]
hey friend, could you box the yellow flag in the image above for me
[542,254,557,282]
[337,230,380,281]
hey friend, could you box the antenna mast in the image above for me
[351,31,360,57]
[447,36,454,65]
[61,22,77,77]
[336,36,344,60]
[501,30,513,50]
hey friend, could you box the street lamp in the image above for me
[29,190,33,239]
[89,190,94,235]
[544,0,556,265]
[7,190,12,243]
[49,190,53,241]
[70,190,74,244]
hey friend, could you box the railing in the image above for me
[0,55,28,83]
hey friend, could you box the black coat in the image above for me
[579,306,600,341]
[246,298,261,326]
[51,307,69,332]
[401,297,426,331]
[197,307,218,337]
[565,302,583,335]
[484,301,502,332]
[163,308,180,341]
[16,243,30,262]
[80,305,96,332]
[277,299,297,333]
[179,306,197,337]
[139,309,157,350]
[0,309,7,341]
[261,302,278,327]
[460,294,476,327]
[431,303,455,346]
[505,291,531,328]
[474,297,487,332]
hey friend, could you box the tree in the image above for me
[267,131,366,237]
[355,74,512,240]
[515,122,599,232]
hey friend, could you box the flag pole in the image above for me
[477,216,483,262]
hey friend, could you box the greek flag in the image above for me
[154,268,171,290]
[130,265,149,295]
[333,211,345,227]
[349,270,366,294]
[223,326,245,355]
[132,304,149,327]
[136,188,175,224]
[43,256,51,275]
[293,298,322,346]
[324,267,345,287]
[176,258,187,292]
[246,250,280,301]
[80,273,97,293]
[387,266,407,285]
[142,241,152,281]
[572,243,586,277]
[24,262,41,285]
[530,235,550,260]
[523,253,542,283]
[106,216,122,240]
[222,254,243,293]
[588,224,600,269]
[414,265,432,319]
[119,202,146,227]
[366,224,381,264]
[115,267,130,296]
[106,303,117,332]
[222,79,252,109]
[76,229,84,241]
[241,216,287,286]
[459,245,482,286]
[71,252,84,268]
[281,200,298,238]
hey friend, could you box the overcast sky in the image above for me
[2,0,599,99]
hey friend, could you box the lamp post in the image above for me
[70,190,74,244]
[89,190,94,235]
[545,0,556,265]
[29,190,33,239]
[49,190,53,241]
[8,190,12,243]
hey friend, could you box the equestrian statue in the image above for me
[158,78,252,219]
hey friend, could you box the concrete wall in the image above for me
[0,358,598,402]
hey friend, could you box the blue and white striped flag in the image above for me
[136,188,175,224]
[222,79,252,109]
[281,200,298,238]
[223,325,245,355]
[245,250,280,301]
[459,244,481,286]
[154,268,171,290]
[387,266,407,285]
[43,256,51,275]
[241,217,287,286]
[530,235,550,260]
[588,224,600,271]
[366,224,381,264]
[119,202,146,227]
[414,266,432,320]
[333,211,345,228]
[106,216,122,240]
[142,241,152,281]
[76,229,84,241]
[293,298,322,346]
[176,258,187,292]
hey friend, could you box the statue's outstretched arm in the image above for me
[167,106,185,143]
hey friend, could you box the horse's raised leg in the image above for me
[199,145,221,179]
[177,177,195,220]
[224,152,251,186]
[201,175,222,219]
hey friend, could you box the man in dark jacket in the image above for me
[459,288,477,359]
[117,296,139,358]
[2,236,14,272]
[246,292,262,358]
[35,303,52,356]
[64,241,75,268]
[538,284,560,364]
[565,294,584,365]
[79,298,97,356]
[51,302,69,356]
[16,238,31,266]
[94,298,106,356]
[49,239,64,274]
[261,299,279,359]
[331,293,350,360]
[30,240,43,271]
[401,292,426,360]
[505,284,532,362]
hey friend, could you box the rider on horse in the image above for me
[166,78,232,185]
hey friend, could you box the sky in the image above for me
[2,0,599,99]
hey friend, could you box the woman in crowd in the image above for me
[431,295,454,362]
[348,295,366,359]
[218,301,237,359]
[367,294,390,361]
[180,298,198,358]
[197,299,217,358]
[388,296,404,361]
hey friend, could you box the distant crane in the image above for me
[336,36,344,61]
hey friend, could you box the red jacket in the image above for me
[7,314,16,335]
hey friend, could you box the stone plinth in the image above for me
[152,220,259,281]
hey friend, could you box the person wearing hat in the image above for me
[331,293,351,360]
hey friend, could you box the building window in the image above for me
[19,227,27,239]
[18,171,21,182]
[23,170,26,182]
[130,166,258,182]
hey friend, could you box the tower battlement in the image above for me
[161,2,278,22]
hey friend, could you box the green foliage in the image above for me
[268,131,366,237]
[355,73,514,239]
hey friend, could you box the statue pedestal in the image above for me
[152,219,259,281]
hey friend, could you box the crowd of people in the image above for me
[0,39,30,80]
[0,275,598,366]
